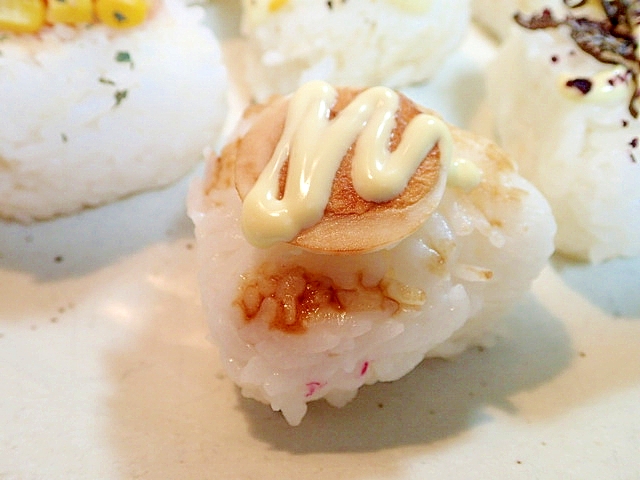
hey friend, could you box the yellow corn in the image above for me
[268,0,288,12]
[46,0,94,25]
[95,0,147,28]
[0,0,46,34]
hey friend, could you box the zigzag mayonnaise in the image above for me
[241,81,453,248]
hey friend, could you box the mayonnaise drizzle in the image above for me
[447,157,483,191]
[241,80,453,249]
[559,65,633,105]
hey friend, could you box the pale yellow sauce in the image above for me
[559,66,632,105]
[447,157,483,191]
[241,81,454,248]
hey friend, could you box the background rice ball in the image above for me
[487,26,640,263]
[0,0,229,222]
[239,0,471,100]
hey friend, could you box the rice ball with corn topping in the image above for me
[0,0,228,222]
[239,0,471,101]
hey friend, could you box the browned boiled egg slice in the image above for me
[229,84,452,254]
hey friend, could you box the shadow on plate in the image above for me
[0,172,196,282]
[551,254,640,319]
[203,0,242,41]
[103,292,573,478]
[239,293,573,453]
[104,281,640,478]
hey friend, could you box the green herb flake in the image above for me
[115,51,130,62]
[98,76,116,85]
[115,50,134,69]
[61,133,68,143]
[114,89,128,107]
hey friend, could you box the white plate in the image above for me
[1,3,639,479]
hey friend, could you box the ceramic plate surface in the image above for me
[1,3,639,479]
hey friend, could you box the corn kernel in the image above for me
[0,0,46,34]
[95,0,147,29]
[46,0,94,26]
[268,0,288,12]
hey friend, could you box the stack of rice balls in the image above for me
[0,0,228,221]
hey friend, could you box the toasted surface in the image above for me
[221,88,448,254]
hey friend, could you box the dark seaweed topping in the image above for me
[515,8,561,29]
[515,1,640,117]
[566,16,635,62]
[599,0,640,36]
[566,78,593,93]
